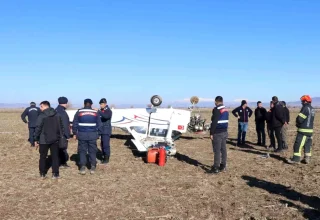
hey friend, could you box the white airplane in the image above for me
[66,95,210,156]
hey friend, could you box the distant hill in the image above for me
[286,97,320,107]
[239,97,320,108]
[1,97,320,109]
[0,103,27,108]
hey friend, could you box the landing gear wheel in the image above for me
[151,95,162,107]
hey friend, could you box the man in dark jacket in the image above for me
[232,100,253,146]
[34,101,64,179]
[271,96,285,152]
[265,101,275,149]
[254,101,267,146]
[72,99,103,175]
[208,96,229,174]
[96,98,112,164]
[55,97,70,168]
[280,101,290,149]
[21,102,40,146]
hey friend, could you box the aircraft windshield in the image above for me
[150,128,168,137]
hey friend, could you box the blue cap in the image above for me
[58,97,68,104]
[99,98,107,104]
[84,99,93,104]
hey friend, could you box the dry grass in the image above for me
[0,109,319,220]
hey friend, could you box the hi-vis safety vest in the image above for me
[296,104,315,136]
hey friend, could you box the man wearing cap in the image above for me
[97,98,113,164]
[21,102,40,146]
[254,101,267,146]
[55,96,71,168]
[232,100,253,146]
[72,99,102,175]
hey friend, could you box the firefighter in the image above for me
[287,95,315,164]
[97,98,112,164]
[72,99,103,175]
[21,102,40,146]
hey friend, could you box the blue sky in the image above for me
[1,0,319,106]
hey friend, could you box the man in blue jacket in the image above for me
[232,100,253,146]
[72,99,103,175]
[55,96,71,168]
[21,102,40,146]
[208,96,229,174]
[96,98,113,164]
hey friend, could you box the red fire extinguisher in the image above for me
[158,147,166,166]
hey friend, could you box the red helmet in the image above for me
[300,95,312,103]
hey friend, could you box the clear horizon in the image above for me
[1,0,319,104]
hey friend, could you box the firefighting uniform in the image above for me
[292,103,315,162]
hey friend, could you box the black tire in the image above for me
[150,95,162,106]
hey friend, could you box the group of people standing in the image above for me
[231,96,290,152]
[209,95,315,174]
[21,94,315,178]
[21,97,112,179]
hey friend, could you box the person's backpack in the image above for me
[43,115,60,144]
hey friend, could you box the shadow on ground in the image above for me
[229,146,288,163]
[242,175,320,219]
[174,152,211,172]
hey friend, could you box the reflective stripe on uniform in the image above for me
[294,135,307,157]
[298,128,313,133]
[298,113,307,119]
[79,109,97,112]
[217,120,228,123]
[305,152,312,156]
[79,123,97,126]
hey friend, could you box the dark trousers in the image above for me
[78,140,97,167]
[267,124,275,148]
[101,134,111,157]
[256,123,266,145]
[281,125,288,148]
[59,141,69,165]
[270,126,282,149]
[39,142,59,174]
[212,131,228,169]
[28,127,35,146]
[292,133,312,161]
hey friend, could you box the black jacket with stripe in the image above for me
[296,103,315,136]
[210,104,229,135]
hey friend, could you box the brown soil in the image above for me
[0,109,319,220]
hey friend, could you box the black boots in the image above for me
[101,155,110,164]
[207,164,226,174]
